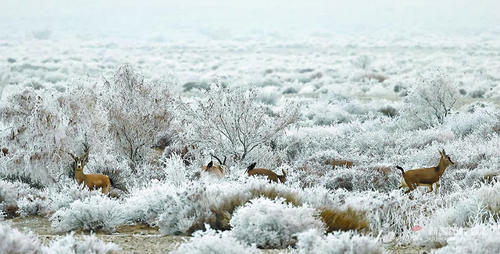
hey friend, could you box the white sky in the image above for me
[1,0,499,40]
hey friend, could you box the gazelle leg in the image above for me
[427,184,433,193]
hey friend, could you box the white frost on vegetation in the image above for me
[230,197,324,248]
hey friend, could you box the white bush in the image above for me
[160,154,187,186]
[158,183,212,235]
[43,233,120,254]
[122,181,179,226]
[100,65,174,170]
[178,84,299,162]
[0,222,41,254]
[229,197,324,248]
[17,195,50,217]
[400,70,459,129]
[50,194,125,233]
[295,229,383,254]
[434,224,500,254]
[172,227,260,254]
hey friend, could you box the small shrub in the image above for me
[295,229,383,254]
[172,227,260,254]
[0,223,42,254]
[434,224,500,254]
[43,233,120,254]
[123,182,179,226]
[230,197,324,248]
[50,194,125,233]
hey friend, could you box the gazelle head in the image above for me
[201,154,226,177]
[439,149,454,167]
[278,169,287,183]
[68,144,89,172]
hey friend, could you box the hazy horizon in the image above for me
[1,0,499,41]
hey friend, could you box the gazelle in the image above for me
[201,154,226,177]
[398,149,455,194]
[68,144,112,194]
[246,162,286,183]
[331,159,354,169]
[1,147,8,156]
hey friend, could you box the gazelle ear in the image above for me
[247,162,256,172]
[207,161,213,169]
[442,149,446,156]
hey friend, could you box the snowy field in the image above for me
[1,1,500,253]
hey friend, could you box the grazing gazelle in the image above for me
[68,144,112,194]
[201,154,226,177]
[246,162,286,183]
[398,149,455,193]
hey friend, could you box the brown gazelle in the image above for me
[331,159,354,169]
[246,162,286,183]
[201,155,226,177]
[68,145,112,194]
[398,149,455,194]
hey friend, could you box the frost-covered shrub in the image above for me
[43,233,119,254]
[434,224,500,254]
[179,84,299,162]
[17,195,50,217]
[122,181,179,226]
[430,183,500,228]
[295,229,383,254]
[50,194,125,233]
[0,222,41,254]
[400,70,459,129]
[444,103,500,138]
[160,154,188,186]
[0,88,67,185]
[0,84,110,186]
[100,65,174,171]
[33,179,101,215]
[0,179,17,208]
[0,179,44,217]
[411,225,456,248]
[230,197,324,248]
[158,184,212,235]
[172,227,260,254]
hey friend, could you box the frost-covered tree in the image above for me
[0,84,111,185]
[0,88,69,185]
[99,65,174,171]
[179,84,299,163]
[400,71,459,129]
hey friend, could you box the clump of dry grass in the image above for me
[320,207,369,233]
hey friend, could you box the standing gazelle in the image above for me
[68,144,112,194]
[398,149,455,193]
